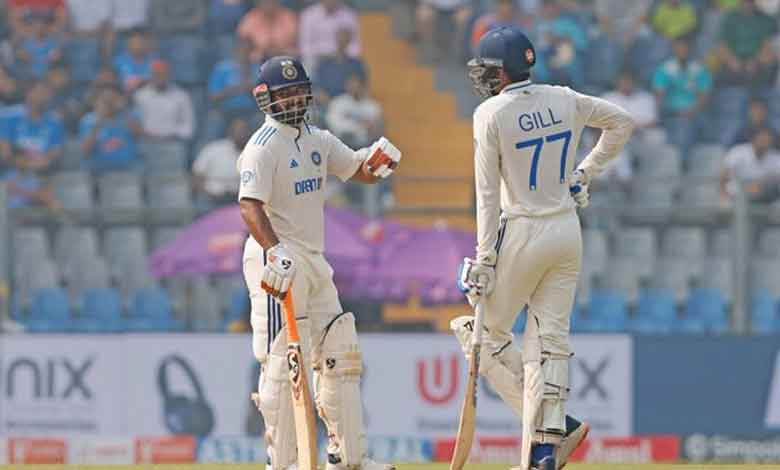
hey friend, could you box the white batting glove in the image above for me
[457,256,496,307]
[261,243,296,299]
[568,169,590,209]
[365,137,402,178]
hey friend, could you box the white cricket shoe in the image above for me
[326,456,395,470]
[556,420,589,469]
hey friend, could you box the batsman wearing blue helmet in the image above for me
[453,27,634,470]
[238,56,401,470]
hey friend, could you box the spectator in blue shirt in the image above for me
[46,62,83,134]
[0,81,64,172]
[14,11,63,80]
[2,164,61,210]
[208,39,259,122]
[652,36,712,155]
[79,86,141,173]
[112,28,158,93]
[315,28,367,105]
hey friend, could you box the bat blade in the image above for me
[287,342,318,470]
[450,343,481,470]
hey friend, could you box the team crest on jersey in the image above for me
[241,170,255,185]
[290,158,299,168]
[525,48,535,64]
[281,60,298,80]
[310,151,322,166]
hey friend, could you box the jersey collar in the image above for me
[501,80,533,94]
[264,115,304,140]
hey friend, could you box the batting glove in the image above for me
[567,169,590,209]
[457,257,496,307]
[365,137,402,178]
[261,243,297,299]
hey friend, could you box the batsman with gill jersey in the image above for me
[237,56,401,470]
[454,27,635,470]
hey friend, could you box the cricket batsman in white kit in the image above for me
[237,56,401,470]
[454,27,635,469]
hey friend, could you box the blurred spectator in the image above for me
[134,60,194,142]
[15,11,63,79]
[79,86,141,172]
[326,74,382,149]
[77,65,122,123]
[0,65,21,105]
[237,0,298,63]
[0,81,64,172]
[721,127,780,202]
[8,0,67,38]
[66,0,111,36]
[150,0,209,34]
[2,163,61,210]
[208,0,250,34]
[105,0,150,59]
[602,69,661,137]
[113,28,158,93]
[208,39,259,124]
[652,36,712,154]
[594,0,652,46]
[192,117,250,209]
[315,28,367,103]
[652,0,698,41]
[46,62,83,133]
[717,0,776,88]
[299,0,360,72]
[539,32,584,87]
[757,0,780,15]
[734,98,773,144]
[415,0,472,62]
[470,0,527,53]
[134,60,194,171]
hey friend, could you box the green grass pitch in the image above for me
[2,464,779,469]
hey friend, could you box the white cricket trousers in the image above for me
[242,237,344,363]
[483,209,582,357]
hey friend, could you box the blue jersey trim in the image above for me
[253,126,271,145]
[504,82,533,93]
[259,128,277,146]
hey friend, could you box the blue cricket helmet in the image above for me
[468,26,536,99]
[253,56,313,126]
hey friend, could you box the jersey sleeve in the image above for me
[237,146,277,203]
[323,129,365,182]
[573,90,636,181]
[473,103,501,263]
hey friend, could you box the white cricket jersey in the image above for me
[473,80,634,259]
[237,116,365,253]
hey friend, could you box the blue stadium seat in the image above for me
[587,289,628,331]
[631,288,677,334]
[685,288,729,334]
[751,289,779,334]
[27,288,71,332]
[73,288,123,333]
[126,287,180,331]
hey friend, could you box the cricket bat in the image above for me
[450,302,484,470]
[282,291,318,470]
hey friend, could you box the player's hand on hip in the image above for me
[365,136,402,178]
[261,243,297,299]
[568,169,590,209]
[457,256,496,307]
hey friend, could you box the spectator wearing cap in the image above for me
[299,0,361,72]
[314,28,367,104]
[192,117,251,210]
[8,0,67,38]
[721,126,780,202]
[717,0,777,88]
[113,28,159,93]
[14,11,63,79]
[133,59,194,170]
[238,0,298,63]
[80,85,141,172]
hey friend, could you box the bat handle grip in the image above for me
[472,301,484,345]
[283,291,300,342]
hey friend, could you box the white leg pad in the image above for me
[254,319,311,470]
[450,316,525,420]
[314,312,364,468]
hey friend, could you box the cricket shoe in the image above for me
[530,444,556,470]
[325,455,395,470]
[555,416,590,469]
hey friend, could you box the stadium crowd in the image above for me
[1,0,780,334]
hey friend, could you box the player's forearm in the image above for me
[239,198,280,250]
[578,112,635,180]
[350,160,380,184]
